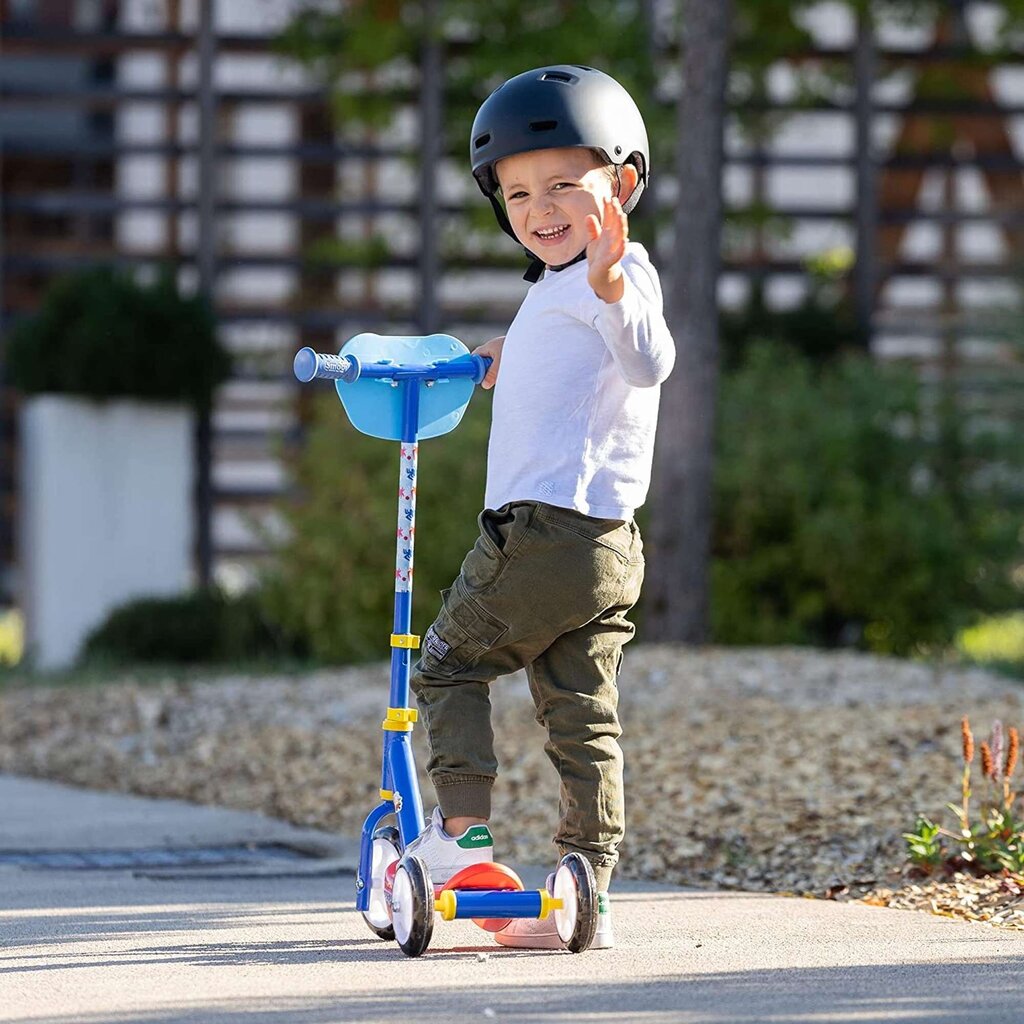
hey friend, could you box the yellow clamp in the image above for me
[435,890,458,921]
[538,891,564,920]
[391,633,421,649]
[380,789,393,801]
[382,706,419,732]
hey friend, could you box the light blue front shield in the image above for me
[335,333,477,440]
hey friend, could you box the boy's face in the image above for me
[495,147,617,266]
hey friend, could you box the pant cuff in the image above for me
[590,863,614,893]
[433,776,493,819]
[556,844,616,893]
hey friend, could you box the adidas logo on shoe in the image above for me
[458,828,493,848]
[402,807,495,887]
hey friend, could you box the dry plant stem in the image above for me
[962,716,975,765]
[981,741,994,779]
[961,763,972,835]
[1004,727,1019,814]
[978,740,996,817]
[991,721,1005,783]
[961,716,975,835]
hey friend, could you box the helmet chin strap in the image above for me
[522,247,586,283]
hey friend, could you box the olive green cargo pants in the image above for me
[410,500,644,891]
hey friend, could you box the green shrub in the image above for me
[712,342,1023,654]
[260,389,491,663]
[81,589,303,665]
[719,283,860,370]
[6,266,230,408]
[957,612,1024,680]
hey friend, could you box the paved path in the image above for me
[3,774,1024,1023]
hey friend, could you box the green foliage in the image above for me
[279,1,658,136]
[903,815,944,871]
[304,235,392,269]
[957,612,1024,681]
[0,608,23,667]
[712,342,1023,654]
[719,282,861,370]
[260,388,491,663]
[6,266,230,408]
[905,717,1024,877]
[81,588,304,666]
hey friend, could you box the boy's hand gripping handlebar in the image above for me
[293,346,491,385]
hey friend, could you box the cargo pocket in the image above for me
[462,504,533,591]
[422,578,509,676]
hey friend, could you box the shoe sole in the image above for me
[492,921,614,951]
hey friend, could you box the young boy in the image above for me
[406,65,675,949]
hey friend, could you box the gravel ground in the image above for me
[2,645,1022,926]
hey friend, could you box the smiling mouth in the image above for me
[534,224,570,240]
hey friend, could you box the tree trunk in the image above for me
[643,0,732,643]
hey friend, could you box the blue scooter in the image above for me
[294,333,598,957]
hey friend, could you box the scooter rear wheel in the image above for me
[361,825,401,940]
[552,853,598,953]
[392,855,434,957]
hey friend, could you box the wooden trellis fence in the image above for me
[1,1,1022,602]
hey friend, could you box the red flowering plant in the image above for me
[904,717,1024,875]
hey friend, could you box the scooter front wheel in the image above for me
[552,852,598,953]
[362,825,401,940]
[392,855,434,957]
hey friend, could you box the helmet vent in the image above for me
[473,132,491,150]
[529,120,558,133]
[540,71,575,84]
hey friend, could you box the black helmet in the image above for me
[470,65,650,251]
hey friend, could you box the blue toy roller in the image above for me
[294,333,599,957]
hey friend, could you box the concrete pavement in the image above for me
[2,774,1024,1023]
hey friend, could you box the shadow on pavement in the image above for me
[7,961,1024,1024]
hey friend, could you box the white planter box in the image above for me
[19,397,194,670]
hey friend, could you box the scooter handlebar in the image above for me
[293,347,491,385]
[293,347,361,383]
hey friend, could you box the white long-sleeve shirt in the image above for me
[485,242,675,521]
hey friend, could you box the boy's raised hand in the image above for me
[475,335,505,390]
[585,196,628,304]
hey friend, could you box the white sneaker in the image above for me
[402,806,495,887]
[494,878,614,950]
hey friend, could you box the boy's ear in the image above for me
[616,163,640,203]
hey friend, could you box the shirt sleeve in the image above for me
[589,253,676,388]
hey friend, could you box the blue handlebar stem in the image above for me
[294,347,491,387]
